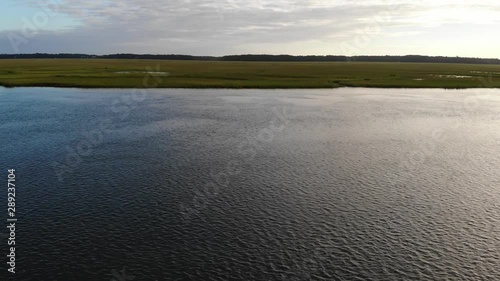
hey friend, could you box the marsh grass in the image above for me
[1,59,500,88]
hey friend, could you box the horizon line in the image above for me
[1,53,499,60]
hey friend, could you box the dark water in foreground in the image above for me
[1,87,500,280]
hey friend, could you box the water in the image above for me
[1,87,499,280]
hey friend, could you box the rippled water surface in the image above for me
[1,87,500,280]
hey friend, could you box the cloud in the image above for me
[1,0,500,56]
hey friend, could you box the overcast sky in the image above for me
[1,0,499,57]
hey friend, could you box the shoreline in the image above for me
[2,84,499,90]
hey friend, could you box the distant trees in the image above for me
[0,53,92,59]
[1,53,499,65]
[221,54,500,64]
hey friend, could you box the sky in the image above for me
[0,0,499,57]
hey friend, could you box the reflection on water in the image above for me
[0,87,499,280]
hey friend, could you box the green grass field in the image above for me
[1,59,500,88]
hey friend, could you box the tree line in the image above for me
[1,53,499,64]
